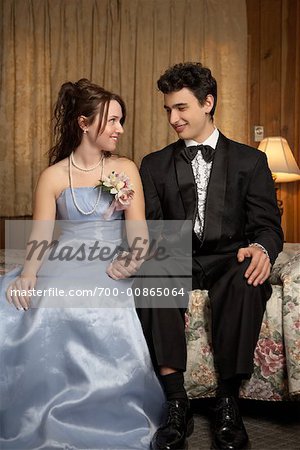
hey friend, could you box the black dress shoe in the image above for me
[211,396,249,449]
[151,400,194,450]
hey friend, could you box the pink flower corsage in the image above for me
[96,171,134,219]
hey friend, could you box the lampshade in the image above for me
[258,137,300,183]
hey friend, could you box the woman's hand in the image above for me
[106,253,140,280]
[6,275,37,310]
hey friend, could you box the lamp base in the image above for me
[275,186,283,216]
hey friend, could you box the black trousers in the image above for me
[134,254,190,373]
[135,253,272,380]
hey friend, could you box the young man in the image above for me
[137,62,283,450]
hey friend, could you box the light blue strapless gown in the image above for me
[0,188,165,450]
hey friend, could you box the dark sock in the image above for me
[160,372,188,403]
[217,376,242,398]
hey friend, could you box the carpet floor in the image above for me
[188,399,300,450]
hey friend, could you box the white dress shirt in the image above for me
[185,128,219,240]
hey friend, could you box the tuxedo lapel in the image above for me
[202,132,229,248]
[173,139,197,220]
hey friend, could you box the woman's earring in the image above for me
[83,129,88,134]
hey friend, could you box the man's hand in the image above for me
[237,246,271,286]
[106,253,140,280]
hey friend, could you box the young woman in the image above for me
[0,79,164,449]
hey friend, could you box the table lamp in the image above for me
[258,136,300,214]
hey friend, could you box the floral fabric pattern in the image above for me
[185,244,300,401]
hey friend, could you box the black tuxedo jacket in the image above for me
[140,132,283,266]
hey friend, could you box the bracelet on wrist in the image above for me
[111,250,130,263]
[249,243,270,259]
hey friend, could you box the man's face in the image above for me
[163,87,214,142]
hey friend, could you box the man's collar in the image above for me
[185,128,219,149]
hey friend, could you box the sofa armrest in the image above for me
[269,243,300,285]
[280,252,300,396]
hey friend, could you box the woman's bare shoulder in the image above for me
[113,156,138,171]
[36,159,69,193]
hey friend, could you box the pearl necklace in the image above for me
[70,151,103,172]
[69,154,104,215]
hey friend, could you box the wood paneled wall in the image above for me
[247,0,300,242]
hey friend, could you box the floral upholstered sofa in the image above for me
[185,243,300,401]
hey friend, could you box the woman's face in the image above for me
[87,100,124,152]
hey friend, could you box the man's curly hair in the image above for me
[157,62,217,118]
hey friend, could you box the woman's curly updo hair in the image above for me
[48,79,126,165]
[157,62,217,118]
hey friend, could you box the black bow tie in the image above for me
[182,144,216,163]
